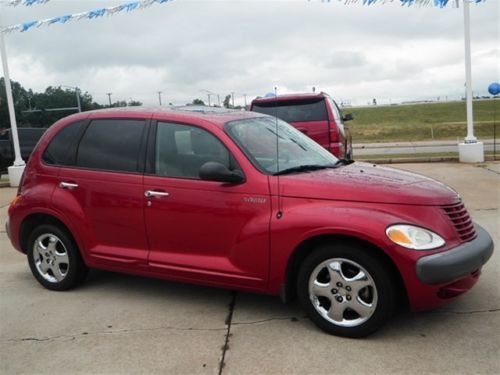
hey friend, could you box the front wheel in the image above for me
[297,244,396,337]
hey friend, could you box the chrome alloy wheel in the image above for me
[32,233,70,283]
[308,258,378,327]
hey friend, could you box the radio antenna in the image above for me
[274,86,283,219]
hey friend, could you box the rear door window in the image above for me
[76,119,145,173]
[252,99,328,122]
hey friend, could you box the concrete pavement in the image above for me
[1,162,499,374]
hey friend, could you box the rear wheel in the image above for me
[297,243,396,337]
[27,224,88,291]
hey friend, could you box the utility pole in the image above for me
[106,92,113,107]
[231,92,235,108]
[217,94,220,107]
[157,91,162,106]
[206,93,212,107]
[75,87,81,112]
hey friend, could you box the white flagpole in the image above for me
[458,0,484,163]
[463,0,476,143]
[0,8,26,186]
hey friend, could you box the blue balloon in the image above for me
[264,92,276,98]
[488,82,500,96]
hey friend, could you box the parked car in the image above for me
[0,128,47,173]
[251,92,353,159]
[6,107,493,337]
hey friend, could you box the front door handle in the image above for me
[144,190,170,198]
[59,182,79,190]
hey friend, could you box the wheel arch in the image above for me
[281,234,408,309]
[19,213,79,256]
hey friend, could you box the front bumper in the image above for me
[416,224,494,285]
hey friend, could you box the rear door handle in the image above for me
[59,182,79,189]
[144,190,169,198]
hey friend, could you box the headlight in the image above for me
[386,225,445,250]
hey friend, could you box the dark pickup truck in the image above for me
[0,128,47,173]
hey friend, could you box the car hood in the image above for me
[278,162,459,206]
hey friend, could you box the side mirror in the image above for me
[343,113,354,122]
[199,162,245,184]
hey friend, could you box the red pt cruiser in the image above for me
[6,107,493,337]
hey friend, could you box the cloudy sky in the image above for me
[2,0,499,107]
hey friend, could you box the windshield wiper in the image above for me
[274,164,334,176]
[273,159,354,176]
[332,159,355,166]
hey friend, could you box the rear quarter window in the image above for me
[42,121,85,166]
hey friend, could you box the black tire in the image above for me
[27,224,88,291]
[297,243,396,338]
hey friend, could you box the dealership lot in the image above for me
[1,162,499,374]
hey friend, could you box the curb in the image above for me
[357,155,498,164]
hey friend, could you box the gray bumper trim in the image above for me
[416,224,494,284]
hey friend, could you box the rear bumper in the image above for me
[416,224,494,284]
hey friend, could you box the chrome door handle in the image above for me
[144,190,169,198]
[59,182,79,189]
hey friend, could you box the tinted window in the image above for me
[155,122,234,179]
[76,119,145,173]
[43,122,84,166]
[252,99,328,122]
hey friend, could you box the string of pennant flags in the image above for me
[1,0,172,33]
[0,0,487,34]
[4,0,488,6]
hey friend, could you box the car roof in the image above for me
[62,106,267,129]
[251,92,329,104]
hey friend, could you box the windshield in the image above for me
[225,116,339,175]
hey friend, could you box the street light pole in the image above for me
[243,94,247,109]
[106,92,113,107]
[157,91,162,106]
[231,92,235,108]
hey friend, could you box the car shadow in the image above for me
[76,269,477,340]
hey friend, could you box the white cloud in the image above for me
[2,0,498,107]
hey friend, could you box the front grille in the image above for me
[441,202,476,242]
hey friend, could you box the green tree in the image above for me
[223,94,231,108]
[0,78,29,129]
[192,98,205,105]
[128,100,143,107]
[28,86,102,127]
[1,80,104,128]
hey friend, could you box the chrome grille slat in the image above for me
[441,202,476,242]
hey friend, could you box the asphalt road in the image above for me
[1,162,499,374]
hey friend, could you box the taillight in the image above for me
[9,195,22,209]
[329,122,338,142]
